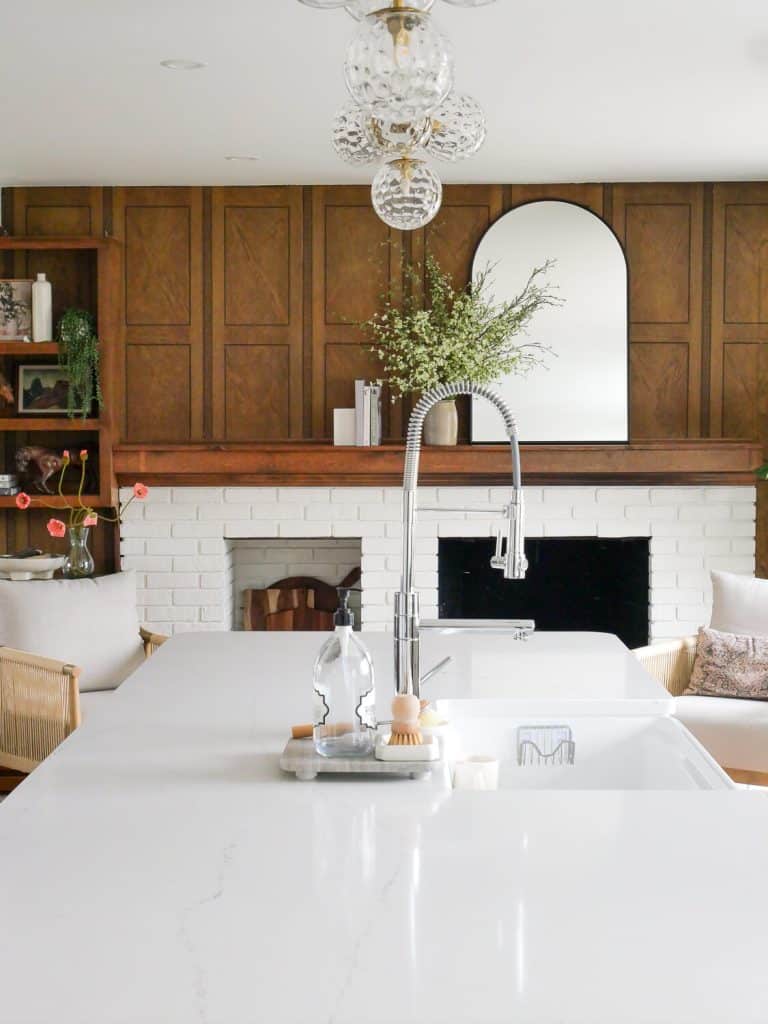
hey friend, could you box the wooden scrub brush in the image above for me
[388,693,422,747]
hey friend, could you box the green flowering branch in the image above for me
[358,253,561,400]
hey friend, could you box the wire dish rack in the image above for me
[517,725,576,767]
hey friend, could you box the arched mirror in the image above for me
[471,200,629,444]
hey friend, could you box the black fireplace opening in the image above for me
[439,537,650,649]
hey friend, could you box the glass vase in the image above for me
[62,525,95,579]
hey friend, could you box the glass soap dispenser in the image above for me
[313,587,376,758]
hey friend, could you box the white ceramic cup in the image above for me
[452,756,499,791]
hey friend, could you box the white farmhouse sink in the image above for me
[437,708,733,791]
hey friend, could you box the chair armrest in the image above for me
[139,627,169,658]
[633,636,698,697]
[0,646,81,773]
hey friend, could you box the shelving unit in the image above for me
[0,235,119,510]
[0,342,59,356]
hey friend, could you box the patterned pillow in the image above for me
[685,627,768,700]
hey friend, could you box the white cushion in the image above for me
[710,571,768,638]
[675,695,768,773]
[0,573,143,692]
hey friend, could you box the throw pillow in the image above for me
[685,626,768,701]
[710,571,768,638]
[0,572,144,691]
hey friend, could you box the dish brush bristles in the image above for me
[388,693,423,747]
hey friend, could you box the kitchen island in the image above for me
[1,631,766,1024]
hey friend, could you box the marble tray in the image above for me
[279,737,441,781]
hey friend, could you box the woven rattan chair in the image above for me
[633,636,697,697]
[0,627,167,791]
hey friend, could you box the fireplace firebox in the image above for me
[438,537,650,649]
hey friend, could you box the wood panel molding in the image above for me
[113,187,204,442]
[114,440,763,488]
[211,187,303,440]
[612,184,704,438]
[311,186,404,440]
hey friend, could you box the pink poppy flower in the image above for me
[15,492,31,510]
[62,450,70,461]
[133,482,149,500]
[83,513,98,527]
[46,518,66,539]
[79,448,88,460]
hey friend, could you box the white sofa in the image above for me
[634,571,768,783]
[634,635,768,780]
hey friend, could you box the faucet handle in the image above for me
[491,496,527,580]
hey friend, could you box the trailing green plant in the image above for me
[56,308,102,419]
[358,254,561,400]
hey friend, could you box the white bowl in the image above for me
[0,554,66,580]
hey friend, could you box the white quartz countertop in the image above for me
[1,631,767,1024]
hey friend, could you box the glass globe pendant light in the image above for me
[427,92,486,161]
[344,5,454,123]
[367,115,433,155]
[371,157,442,230]
[345,0,434,18]
[332,104,383,164]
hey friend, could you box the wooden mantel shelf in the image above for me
[113,440,764,487]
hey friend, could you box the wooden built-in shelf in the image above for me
[114,439,764,488]
[0,343,59,356]
[0,417,99,431]
[0,236,113,251]
[0,493,105,509]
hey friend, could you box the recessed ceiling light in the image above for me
[225,155,261,162]
[160,59,206,71]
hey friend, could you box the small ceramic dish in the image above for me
[0,554,66,581]
[375,733,440,762]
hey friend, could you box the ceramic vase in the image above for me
[423,399,458,446]
[32,273,52,342]
[62,525,95,579]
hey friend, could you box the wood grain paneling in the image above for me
[312,187,403,439]
[125,206,191,326]
[114,187,204,442]
[506,183,604,217]
[625,204,690,323]
[723,205,768,324]
[212,187,303,440]
[722,342,768,440]
[223,207,290,325]
[126,345,191,442]
[224,346,290,440]
[630,343,689,438]
[12,187,103,237]
[711,185,768,437]
[613,184,704,437]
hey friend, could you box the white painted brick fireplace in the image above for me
[120,485,757,642]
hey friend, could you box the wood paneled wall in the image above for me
[5,181,768,573]
[5,182,767,460]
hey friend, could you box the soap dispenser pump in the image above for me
[313,587,376,758]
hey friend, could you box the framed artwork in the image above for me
[0,279,33,341]
[17,365,80,416]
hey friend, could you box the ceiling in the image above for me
[3,0,768,187]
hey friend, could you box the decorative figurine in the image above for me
[14,446,88,494]
[0,370,14,407]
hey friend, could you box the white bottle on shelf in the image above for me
[31,273,52,342]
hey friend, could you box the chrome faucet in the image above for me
[394,382,530,698]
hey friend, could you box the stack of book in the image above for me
[0,473,19,496]
[354,380,383,447]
